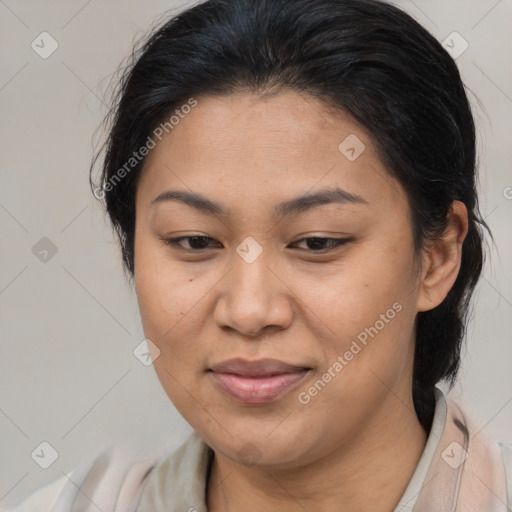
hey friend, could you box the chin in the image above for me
[196,415,318,468]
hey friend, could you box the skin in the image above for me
[133,90,468,512]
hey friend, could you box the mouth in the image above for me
[208,358,312,405]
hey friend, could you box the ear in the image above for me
[416,200,469,312]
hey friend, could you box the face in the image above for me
[134,90,424,468]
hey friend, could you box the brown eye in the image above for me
[290,237,351,252]
[162,236,222,251]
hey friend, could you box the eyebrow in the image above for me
[150,186,368,217]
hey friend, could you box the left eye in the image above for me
[289,237,351,251]
[161,236,350,252]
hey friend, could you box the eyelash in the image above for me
[160,235,351,253]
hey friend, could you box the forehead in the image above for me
[137,90,408,214]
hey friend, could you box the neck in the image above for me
[206,394,428,512]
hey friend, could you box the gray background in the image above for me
[1,0,511,507]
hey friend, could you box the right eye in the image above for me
[160,236,222,251]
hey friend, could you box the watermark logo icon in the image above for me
[133,338,161,366]
[442,32,468,59]
[441,441,468,469]
[236,442,262,467]
[31,32,59,59]
[32,237,58,263]
[236,236,263,263]
[31,441,59,469]
[338,134,366,161]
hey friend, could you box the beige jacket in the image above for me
[5,388,512,511]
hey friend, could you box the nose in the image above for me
[213,248,293,338]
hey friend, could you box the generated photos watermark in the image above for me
[94,97,198,200]
[297,301,403,405]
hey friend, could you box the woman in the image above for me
[7,0,511,510]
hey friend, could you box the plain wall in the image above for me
[1,0,511,507]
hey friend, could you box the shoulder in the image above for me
[430,391,512,510]
[3,475,69,512]
[500,440,512,467]
[3,436,170,512]
[499,441,512,506]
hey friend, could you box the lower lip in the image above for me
[209,370,310,404]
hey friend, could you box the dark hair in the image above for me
[91,0,490,431]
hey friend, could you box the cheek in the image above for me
[133,230,220,384]
[134,256,207,412]
[134,232,192,356]
[308,240,415,328]
[135,226,187,321]
[306,239,418,387]
[135,267,202,356]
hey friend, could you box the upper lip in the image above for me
[209,358,310,377]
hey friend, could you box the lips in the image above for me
[209,358,311,404]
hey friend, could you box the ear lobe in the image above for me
[416,200,469,312]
